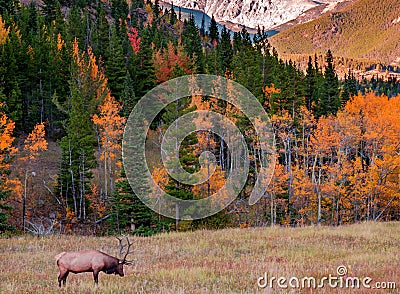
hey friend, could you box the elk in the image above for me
[55,235,134,287]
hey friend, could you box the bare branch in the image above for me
[43,179,62,205]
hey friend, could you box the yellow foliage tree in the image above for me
[0,103,16,231]
[12,122,48,231]
[92,94,126,197]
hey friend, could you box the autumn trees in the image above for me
[264,92,400,226]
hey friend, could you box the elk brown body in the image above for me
[55,236,134,287]
[55,250,124,286]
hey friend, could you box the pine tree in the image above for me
[67,6,85,43]
[0,25,22,130]
[208,15,219,45]
[121,71,137,118]
[305,56,316,111]
[111,171,155,233]
[105,25,126,101]
[111,106,154,233]
[232,31,242,54]
[311,54,325,114]
[253,25,269,53]
[129,26,156,98]
[182,14,205,73]
[93,2,109,59]
[170,2,177,25]
[217,25,232,74]
[0,184,12,233]
[111,0,129,22]
[200,13,206,37]
[0,0,15,16]
[341,69,357,105]
[317,50,340,116]
[41,0,62,24]
[154,0,161,19]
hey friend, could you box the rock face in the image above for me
[163,0,348,29]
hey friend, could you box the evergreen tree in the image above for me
[0,0,15,16]
[231,27,264,101]
[93,2,110,59]
[311,54,324,114]
[161,94,197,224]
[0,185,12,233]
[232,31,242,54]
[217,25,233,74]
[154,0,161,19]
[105,25,126,101]
[170,3,177,25]
[341,69,358,105]
[182,14,205,73]
[0,25,22,129]
[111,105,155,233]
[205,43,221,75]
[317,50,340,116]
[121,71,137,118]
[305,56,316,111]
[41,0,62,24]
[111,170,155,233]
[111,0,129,21]
[208,15,219,44]
[200,13,206,37]
[67,6,85,43]
[129,26,156,98]
[253,26,269,53]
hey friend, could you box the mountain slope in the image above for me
[162,0,350,30]
[269,0,400,64]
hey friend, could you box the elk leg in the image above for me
[93,270,99,284]
[62,271,69,286]
[58,269,68,287]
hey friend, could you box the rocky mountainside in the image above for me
[162,0,351,29]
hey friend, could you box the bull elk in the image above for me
[55,235,134,287]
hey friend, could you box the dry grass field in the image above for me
[0,222,399,293]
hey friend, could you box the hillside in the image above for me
[269,0,400,65]
[1,222,399,293]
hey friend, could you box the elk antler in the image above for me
[116,234,135,265]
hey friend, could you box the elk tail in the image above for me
[55,252,67,263]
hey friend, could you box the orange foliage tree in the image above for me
[0,103,16,231]
[15,123,48,231]
[92,94,126,198]
[153,41,191,83]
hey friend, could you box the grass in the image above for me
[0,222,399,293]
